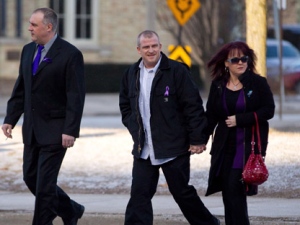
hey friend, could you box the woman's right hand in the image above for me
[225,115,237,127]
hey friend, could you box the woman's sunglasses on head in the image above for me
[227,56,249,64]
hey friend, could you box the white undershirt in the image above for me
[138,58,175,165]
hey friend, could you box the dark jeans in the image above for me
[220,153,250,225]
[23,139,81,225]
[125,153,218,225]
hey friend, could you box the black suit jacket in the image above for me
[4,36,85,145]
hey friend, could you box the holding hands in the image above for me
[189,144,206,154]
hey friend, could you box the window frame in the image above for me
[0,0,6,37]
[65,0,98,45]
[50,0,98,46]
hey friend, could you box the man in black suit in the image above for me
[1,8,85,225]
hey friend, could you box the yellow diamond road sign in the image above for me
[167,0,201,26]
[168,45,192,67]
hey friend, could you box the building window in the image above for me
[49,0,97,45]
[50,0,65,37]
[16,0,22,37]
[75,0,92,38]
[0,0,6,37]
[0,0,22,38]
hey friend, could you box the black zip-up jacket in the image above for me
[119,52,207,159]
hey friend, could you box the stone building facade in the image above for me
[0,0,175,81]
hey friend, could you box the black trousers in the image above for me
[23,138,81,225]
[220,153,250,225]
[125,153,218,225]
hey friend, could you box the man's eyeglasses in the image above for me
[227,56,249,64]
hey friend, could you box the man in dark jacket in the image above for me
[119,30,220,225]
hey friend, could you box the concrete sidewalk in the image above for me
[1,191,300,224]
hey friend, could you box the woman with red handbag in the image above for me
[204,41,275,225]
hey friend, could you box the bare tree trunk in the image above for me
[156,0,246,91]
[246,0,267,77]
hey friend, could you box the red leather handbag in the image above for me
[242,112,269,185]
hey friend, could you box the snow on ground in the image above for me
[0,125,299,198]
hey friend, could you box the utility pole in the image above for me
[146,0,156,30]
[245,0,267,78]
[273,0,286,120]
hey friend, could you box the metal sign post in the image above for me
[166,0,201,66]
[273,0,286,120]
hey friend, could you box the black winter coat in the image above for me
[204,70,275,196]
[119,52,207,159]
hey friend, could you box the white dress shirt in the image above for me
[138,57,176,165]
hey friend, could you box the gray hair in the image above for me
[33,8,58,33]
[137,30,160,47]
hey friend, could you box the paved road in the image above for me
[1,93,300,118]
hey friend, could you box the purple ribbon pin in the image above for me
[164,86,169,96]
[42,58,52,63]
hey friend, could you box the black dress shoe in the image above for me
[63,205,85,225]
[213,217,220,225]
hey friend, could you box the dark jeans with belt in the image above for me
[23,138,81,225]
[125,153,219,225]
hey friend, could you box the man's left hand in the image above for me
[189,144,206,154]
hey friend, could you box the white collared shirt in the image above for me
[138,57,176,165]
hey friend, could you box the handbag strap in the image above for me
[251,112,262,154]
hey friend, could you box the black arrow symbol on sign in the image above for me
[175,0,192,18]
